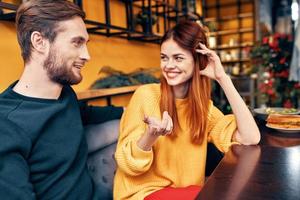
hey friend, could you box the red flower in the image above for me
[267,89,275,96]
[276,70,289,78]
[269,72,274,78]
[282,70,289,78]
[269,40,279,51]
[262,37,269,44]
[267,80,273,86]
[283,99,293,108]
[273,33,281,39]
[258,83,267,92]
[294,83,300,89]
[279,57,286,64]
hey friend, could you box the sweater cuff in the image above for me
[132,140,154,159]
[209,114,240,153]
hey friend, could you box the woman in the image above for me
[113,21,260,200]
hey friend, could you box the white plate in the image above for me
[266,124,300,133]
[253,107,300,115]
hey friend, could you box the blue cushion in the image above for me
[85,120,120,200]
[85,120,120,153]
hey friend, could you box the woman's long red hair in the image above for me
[160,21,211,144]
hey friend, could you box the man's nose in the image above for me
[80,45,91,61]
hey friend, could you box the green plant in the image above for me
[204,21,217,32]
[134,9,157,33]
[135,10,157,25]
[90,66,160,89]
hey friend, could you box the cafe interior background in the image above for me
[0,0,300,114]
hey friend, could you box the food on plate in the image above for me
[266,114,300,129]
[265,107,298,114]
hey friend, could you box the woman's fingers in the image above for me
[197,43,210,53]
[196,43,218,58]
[165,114,173,135]
[159,111,169,135]
[143,115,150,124]
[196,49,217,60]
[144,111,174,136]
[161,112,173,135]
[196,48,211,54]
[198,42,209,50]
[161,111,168,129]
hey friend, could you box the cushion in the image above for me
[85,119,120,153]
[85,119,120,200]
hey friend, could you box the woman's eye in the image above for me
[160,56,168,61]
[175,57,183,62]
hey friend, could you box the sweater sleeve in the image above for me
[79,102,123,125]
[0,119,35,199]
[114,86,156,176]
[207,101,239,153]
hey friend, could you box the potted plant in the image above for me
[135,9,157,33]
[90,66,160,89]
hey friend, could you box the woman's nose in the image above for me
[164,60,176,69]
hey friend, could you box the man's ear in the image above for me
[30,31,49,54]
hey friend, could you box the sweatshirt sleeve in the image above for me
[114,86,156,176]
[207,101,239,153]
[0,119,35,199]
[79,102,123,125]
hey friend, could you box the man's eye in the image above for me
[73,41,82,47]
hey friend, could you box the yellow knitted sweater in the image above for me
[113,84,238,200]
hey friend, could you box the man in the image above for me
[0,0,122,199]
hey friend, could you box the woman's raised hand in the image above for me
[143,111,173,136]
[196,43,227,81]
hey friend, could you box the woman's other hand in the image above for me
[196,43,227,82]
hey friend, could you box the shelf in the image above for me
[84,19,162,43]
[211,43,253,50]
[0,2,17,21]
[204,12,253,22]
[128,0,176,10]
[0,2,18,10]
[77,85,139,100]
[205,0,253,9]
[209,27,253,36]
[213,43,253,50]
[76,85,139,105]
[221,58,250,64]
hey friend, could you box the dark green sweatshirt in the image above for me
[0,82,123,199]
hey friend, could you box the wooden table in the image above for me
[196,122,300,200]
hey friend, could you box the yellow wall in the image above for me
[0,22,23,92]
[0,0,161,93]
[73,35,160,92]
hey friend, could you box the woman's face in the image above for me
[160,39,195,89]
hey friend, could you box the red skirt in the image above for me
[144,185,201,200]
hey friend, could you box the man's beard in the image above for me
[44,48,82,85]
